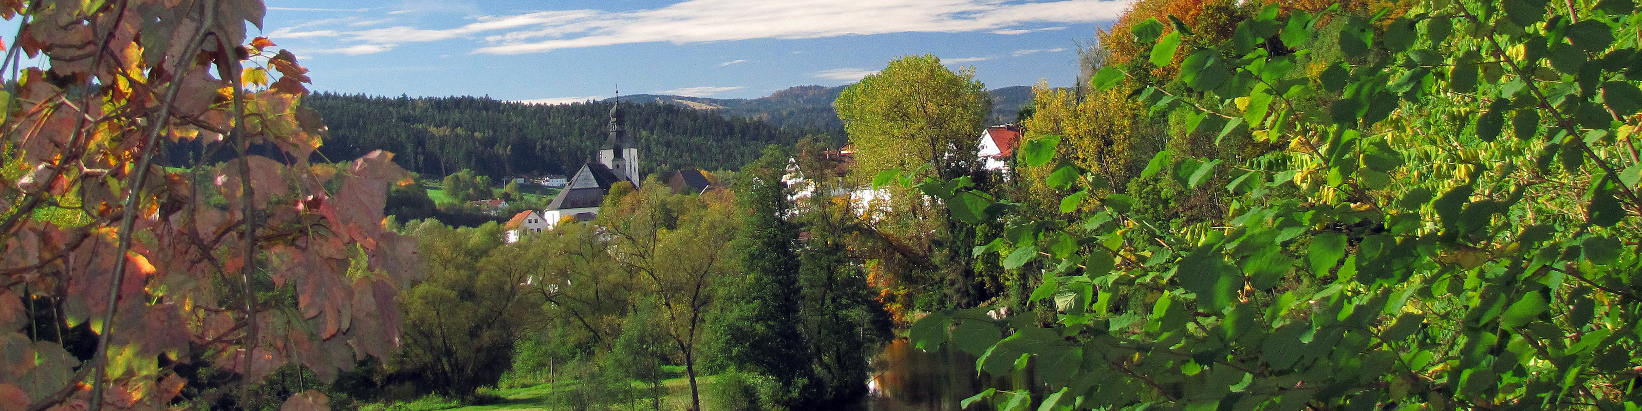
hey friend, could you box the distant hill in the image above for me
[274,93,829,180]
[616,85,1037,130]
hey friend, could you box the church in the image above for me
[539,103,640,228]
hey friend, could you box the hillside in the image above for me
[619,85,1036,129]
[285,93,837,180]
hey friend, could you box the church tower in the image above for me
[598,102,640,183]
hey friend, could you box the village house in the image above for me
[504,210,552,243]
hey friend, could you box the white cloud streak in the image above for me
[660,86,745,96]
[278,0,1131,55]
[518,96,605,105]
[310,44,398,55]
[944,56,993,63]
[812,68,878,81]
[719,59,747,67]
[1011,47,1067,57]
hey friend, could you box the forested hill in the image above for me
[299,93,837,180]
[617,85,1035,129]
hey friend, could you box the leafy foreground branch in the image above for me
[907,0,1642,410]
[0,1,420,410]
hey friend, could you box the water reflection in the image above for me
[860,339,1003,411]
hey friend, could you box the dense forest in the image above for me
[295,93,840,180]
[619,84,1036,130]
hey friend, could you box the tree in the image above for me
[712,145,816,407]
[911,1,1642,409]
[834,54,996,311]
[603,179,740,411]
[397,221,542,400]
[0,1,420,410]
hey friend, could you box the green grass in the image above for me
[367,374,716,411]
[425,188,454,204]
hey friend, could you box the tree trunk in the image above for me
[685,353,702,411]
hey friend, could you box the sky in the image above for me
[249,0,1131,103]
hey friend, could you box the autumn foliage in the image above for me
[0,1,420,410]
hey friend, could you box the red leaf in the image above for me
[0,289,24,332]
[251,37,276,48]
[0,383,30,411]
[279,390,329,411]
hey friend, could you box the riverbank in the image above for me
[358,373,714,411]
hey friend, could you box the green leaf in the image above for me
[1596,0,1636,13]
[1038,387,1071,411]
[1477,100,1508,141]
[1187,159,1220,188]
[1321,63,1350,93]
[1047,165,1080,190]
[909,312,951,352]
[1425,16,1452,46]
[1141,150,1173,179]
[1151,32,1182,67]
[1337,19,1371,56]
[1020,135,1061,167]
[1091,66,1125,90]
[961,388,996,409]
[1262,324,1306,370]
[1003,245,1038,269]
[1583,236,1622,265]
[1280,10,1312,49]
[952,321,1002,357]
[1218,117,1246,144]
[872,169,901,189]
[947,191,995,225]
[1449,61,1479,93]
[1501,291,1547,329]
[1059,191,1088,214]
[1103,194,1134,213]
[1548,43,1586,75]
[1400,187,1433,210]
[1309,232,1347,275]
[1362,140,1404,172]
[1382,18,1416,52]
[1513,109,1540,140]
[1590,179,1625,227]
[1503,0,1549,26]
[1602,81,1642,117]
[1181,50,1226,91]
[1132,18,1165,43]
[1178,245,1237,311]
[1621,164,1642,188]
[1567,20,1616,52]
[1382,313,1425,341]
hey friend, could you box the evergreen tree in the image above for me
[714,145,817,407]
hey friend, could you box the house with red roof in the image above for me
[977,124,1022,172]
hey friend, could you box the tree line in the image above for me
[295,93,842,180]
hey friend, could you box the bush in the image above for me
[707,372,784,411]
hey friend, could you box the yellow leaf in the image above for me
[242,67,270,87]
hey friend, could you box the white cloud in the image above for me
[719,59,747,67]
[463,0,1132,54]
[518,96,604,105]
[277,1,1130,56]
[944,56,994,63]
[1011,47,1067,57]
[660,86,745,96]
[812,68,878,81]
[993,26,1071,35]
[311,44,397,55]
[267,28,342,39]
[267,7,373,12]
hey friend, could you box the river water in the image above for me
[858,339,1001,411]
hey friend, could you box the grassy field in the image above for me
[423,186,558,207]
[369,372,715,411]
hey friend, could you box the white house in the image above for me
[977,125,1022,172]
[504,210,552,243]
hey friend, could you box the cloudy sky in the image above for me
[256,0,1130,102]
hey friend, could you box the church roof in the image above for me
[670,168,713,194]
[546,162,621,210]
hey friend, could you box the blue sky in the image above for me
[253,0,1130,102]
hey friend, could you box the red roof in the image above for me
[985,126,1022,158]
[504,210,532,229]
